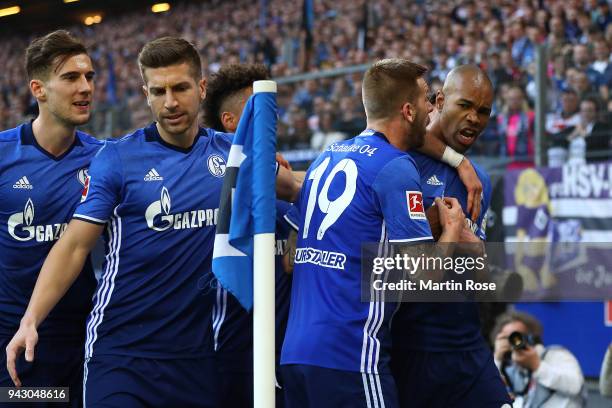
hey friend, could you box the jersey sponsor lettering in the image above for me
[144,186,218,231]
[8,198,68,242]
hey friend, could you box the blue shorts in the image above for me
[280,364,398,408]
[0,336,84,408]
[215,353,285,408]
[84,355,218,408]
[391,347,511,408]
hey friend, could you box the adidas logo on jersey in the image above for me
[144,168,163,181]
[426,175,443,186]
[13,176,33,190]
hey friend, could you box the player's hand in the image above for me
[5,321,38,387]
[494,333,512,363]
[435,197,464,239]
[282,230,298,275]
[456,159,482,222]
[458,224,485,256]
[512,346,541,372]
[276,152,292,171]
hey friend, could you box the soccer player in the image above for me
[6,37,299,407]
[280,59,465,408]
[203,63,294,407]
[391,65,512,408]
[0,30,99,406]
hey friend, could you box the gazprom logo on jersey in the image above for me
[294,247,347,270]
[207,154,226,178]
[144,186,218,232]
[7,198,67,242]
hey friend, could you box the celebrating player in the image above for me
[0,30,99,406]
[280,59,465,408]
[203,62,294,407]
[6,37,299,407]
[391,65,512,407]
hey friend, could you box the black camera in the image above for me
[508,331,536,350]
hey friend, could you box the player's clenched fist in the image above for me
[435,197,464,242]
[5,322,38,387]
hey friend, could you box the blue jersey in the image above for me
[392,152,492,352]
[73,123,231,359]
[213,200,293,372]
[0,122,100,340]
[281,129,432,374]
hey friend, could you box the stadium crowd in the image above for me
[0,0,611,164]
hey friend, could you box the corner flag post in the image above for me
[252,80,277,408]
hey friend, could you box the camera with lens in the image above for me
[508,331,536,350]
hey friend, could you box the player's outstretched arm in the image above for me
[418,132,481,221]
[276,165,302,203]
[6,219,103,387]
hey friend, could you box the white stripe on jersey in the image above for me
[212,286,228,351]
[83,358,89,407]
[85,206,122,358]
[73,214,107,224]
[360,223,388,407]
[388,236,432,243]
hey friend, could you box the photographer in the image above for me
[492,311,585,408]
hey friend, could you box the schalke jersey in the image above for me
[73,123,231,359]
[392,152,492,352]
[213,200,293,372]
[281,129,432,374]
[0,122,100,340]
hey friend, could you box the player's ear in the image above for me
[199,78,206,101]
[221,112,236,133]
[401,102,415,124]
[30,80,46,101]
[435,90,444,112]
[142,85,151,106]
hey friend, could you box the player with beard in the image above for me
[0,31,99,407]
[280,59,465,408]
[391,65,512,408]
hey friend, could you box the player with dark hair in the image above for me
[0,30,99,406]
[202,63,269,132]
[204,63,293,407]
[6,37,300,407]
[391,65,512,408]
[280,58,465,408]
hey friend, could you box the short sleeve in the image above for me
[282,198,301,232]
[372,156,433,243]
[73,141,123,225]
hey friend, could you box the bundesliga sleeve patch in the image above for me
[406,191,425,220]
[81,176,91,202]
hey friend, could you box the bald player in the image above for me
[391,65,512,407]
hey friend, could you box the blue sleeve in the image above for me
[282,197,301,232]
[73,142,123,225]
[372,156,433,243]
[476,171,492,240]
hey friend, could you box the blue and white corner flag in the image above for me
[212,81,277,311]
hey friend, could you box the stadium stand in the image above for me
[0,0,609,165]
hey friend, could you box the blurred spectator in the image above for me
[545,89,581,135]
[572,44,603,88]
[497,86,535,168]
[310,111,346,151]
[492,311,586,408]
[548,96,611,165]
